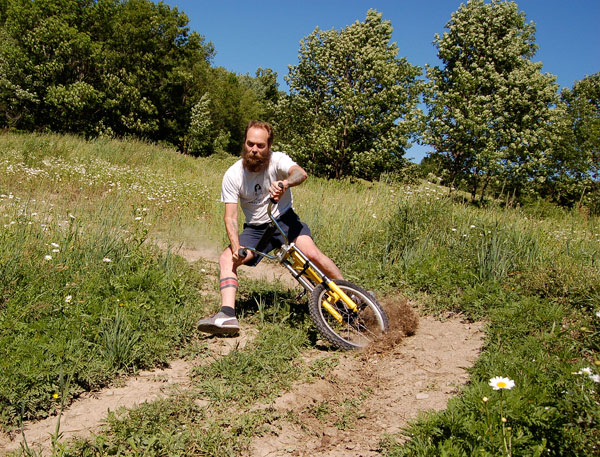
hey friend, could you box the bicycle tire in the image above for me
[309,280,389,350]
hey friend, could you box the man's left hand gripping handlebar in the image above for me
[269,181,285,203]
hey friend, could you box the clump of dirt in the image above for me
[363,296,420,355]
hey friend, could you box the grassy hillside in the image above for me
[1,132,598,455]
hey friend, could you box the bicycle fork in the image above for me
[280,244,359,323]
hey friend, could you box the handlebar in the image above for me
[269,182,285,204]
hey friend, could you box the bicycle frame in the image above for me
[240,200,359,323]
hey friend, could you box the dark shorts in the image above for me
[239,209,311,266]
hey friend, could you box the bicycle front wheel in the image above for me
[309,280,389,350]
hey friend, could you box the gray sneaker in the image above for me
[197,311,239,335]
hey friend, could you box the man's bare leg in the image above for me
[294,235,343,280]
[197,247,252,335]
[218,246,239,311]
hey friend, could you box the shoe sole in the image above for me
[197,323,239,335]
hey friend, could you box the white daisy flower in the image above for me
[489,376,516,390]
[44,255,53,261]
[102,257,112,263]
[65,295,72,303]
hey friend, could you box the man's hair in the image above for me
[245,120,273,147]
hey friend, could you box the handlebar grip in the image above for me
[269,182,285,204]
[238,248,247,258]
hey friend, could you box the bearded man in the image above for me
[197,120,343,335]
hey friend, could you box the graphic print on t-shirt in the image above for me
[249,179,265,205]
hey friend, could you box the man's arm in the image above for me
[223,202,241,259]
[270,165,308,200]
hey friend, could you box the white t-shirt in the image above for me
[221,151,297,225]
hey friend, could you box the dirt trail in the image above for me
[0,333,256,455]
[1,244,485,456]
[247,314,483,457]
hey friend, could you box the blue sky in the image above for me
[163,0,599,162]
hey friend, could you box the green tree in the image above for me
[184,92,212,155]
[205,66,274,154]
[0,0,213,147]
[425,0,558,201]
[277,9,423,180]
[544,73,600,209]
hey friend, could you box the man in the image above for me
[197,120,343,335]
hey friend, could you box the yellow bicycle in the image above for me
[239,192,389,350]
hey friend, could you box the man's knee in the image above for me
[299,242,325,264]
[219,247,233,269]
[219,246,254,271]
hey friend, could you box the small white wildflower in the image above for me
[65,295,72,303]
[68,213,75,219]
[51,242,59,248]
[589,374,600,383]
[372,213,377,218]
[580,367,593,376]
[470,225,476,229]
[44,255,53,261]
[489,376,515,390]
[102,257,112,263]
[52,249,60,253]
[596,311,600,318]
[135,216,142,221]
[451,228,457,232]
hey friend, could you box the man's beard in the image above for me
[242,147,271,172]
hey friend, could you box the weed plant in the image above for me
[2,133,599,455]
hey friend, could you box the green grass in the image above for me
[1,132,599,456]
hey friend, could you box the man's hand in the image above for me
[269,165,308,202]
[269,180,287,202]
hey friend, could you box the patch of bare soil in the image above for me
[155,239,299,289]
[247,298,484,457]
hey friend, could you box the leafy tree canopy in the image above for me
[425,0,558,201]
[276,9,423,181]
[0,0,214,145]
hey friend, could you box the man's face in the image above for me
[242,127,271,172]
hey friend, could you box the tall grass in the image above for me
[1,132,599,455]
